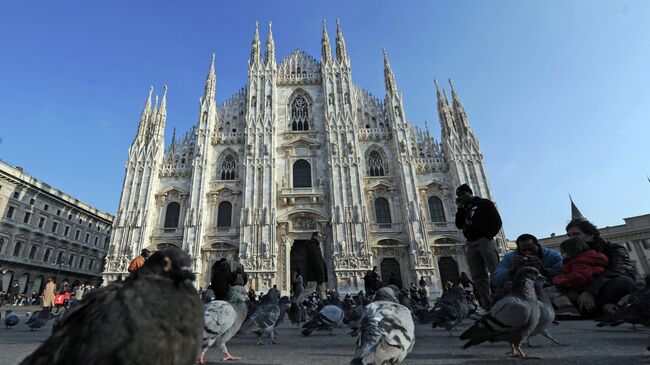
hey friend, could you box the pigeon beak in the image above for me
[181,266,196,281]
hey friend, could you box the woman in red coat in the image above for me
[553,237,609,289]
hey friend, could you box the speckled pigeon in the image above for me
[5,310,19,329]
[349,301,415,365]
[19,248,203,365]
[302,304,345,336]
[460,267,542,359]
[428,285,469,336]
[200,285,248,364]
[240,290,281,345]
[26,309,54,331]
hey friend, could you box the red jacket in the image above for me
[552,250,609,288]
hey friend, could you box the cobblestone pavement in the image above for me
[2,307,649,365]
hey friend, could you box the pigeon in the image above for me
[349,301,415,365]
[527,276,565,347]
[428,286,469,336]
[460,267,542,359]
[26,309,55,331]
[344,293,366,336]
[302,304,345,336]
[287,300,304,325]
[373,286,398,303]
[5,310,19,329]
[19,248,203,365]
[200,285,248,364]
[240,290,281,345]
[597,275,650,329]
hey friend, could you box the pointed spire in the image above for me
[335,19,348,62]
[143,86,153,114]
[153,94,159,113]
[159,85,167,115]
[321,19,332,64]
[570,195,585,220]
[382,48,397,95]
[171,127,176,145]
[204,54,216,101]
[265,21,275,64]
[250,21,261,65]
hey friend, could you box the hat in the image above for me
[456,184,473,195]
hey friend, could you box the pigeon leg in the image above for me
[517,346,541,360]
[525,338,542,348]
[221,344,241,361]
[511,344,522,357]
[198,351,206,365]
[270,330,277,344]
[256,333,264,345]
[542,331,569,346]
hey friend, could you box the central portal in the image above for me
[290,240,310,279]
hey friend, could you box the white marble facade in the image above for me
[102,21,506,295]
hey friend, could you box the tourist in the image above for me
[127,248,151,273]
[492,233,563,289]
[304,231,327,300]
[209,258,232,301]
[552,237,609,290]
[42,277,56,310]
[363,266,382,295]
[454,183,503,310]
[564,218,635,315]
[292,269,304,300]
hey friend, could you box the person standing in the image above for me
[42,277,56,310]
[304,231,327,300]
[209,258,233,301]
[454,183,502,310]
[292,269,304,300]
[128,249,151,273]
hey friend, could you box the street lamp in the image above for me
[55,256,64,286]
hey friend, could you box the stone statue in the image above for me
[282,176,287,187]
[240,241,249,259]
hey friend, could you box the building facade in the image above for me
[0,160,113,295]
[102,21,506,294]
[539,214,650,278]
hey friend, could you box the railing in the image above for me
[369,223,403,233]
[279,187,325,197]
[212,132,244,144]
[213,227,239,235]
[0,254,101,275]
[358,128,391,141]
[154,228,184,236]
[426,222,458,232]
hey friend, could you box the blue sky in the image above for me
[0,1,648,239]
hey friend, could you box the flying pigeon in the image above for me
[349,301,415,365]
[5,310,19,329]
[19,248,203,365]
[527,276,565,347]
[428,285,469,336]
[240,290,281,345]
[26,309,55,331]
[302,304,345,336]
[200,285,248,364]
[460,267,542,359]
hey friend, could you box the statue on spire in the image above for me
[250,21,261,65]
[382,48,397,95]
[321,19,332,64]
[265,21,275,65]
[335,19,347,61]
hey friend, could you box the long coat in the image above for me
[209,260,232,300]
[304,238,327,283]
[42,281,56,308]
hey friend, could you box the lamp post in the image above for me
[55,257,64,288]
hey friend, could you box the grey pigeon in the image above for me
[287,300,304,325]
[350,301,415,365]
[26,309,54,331]
[460,267,542,359]
[428,286,469,336]
[527,276,565,347]
[302,304,344,336]
[373,286,398,303]
[240,290,281,345]
[5,310,19,329]
[597,275,650,329]
[19,248,203,365]
[200,285,248,364]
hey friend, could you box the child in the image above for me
[552,237,609,289]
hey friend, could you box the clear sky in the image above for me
[0,1,648,239]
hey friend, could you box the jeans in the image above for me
[466,237,500,309]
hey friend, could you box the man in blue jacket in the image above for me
[492,233,563,289]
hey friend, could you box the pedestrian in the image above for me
[454,183,502,310]
[230,256,248,286]
[292,269,304,300]
[564,218,635,315]
[128,248,151,273]
[363,266,382,295]
[42,277,56,310]
[209,258,232,300]
[304,231,327,300]
[74,284,85,303]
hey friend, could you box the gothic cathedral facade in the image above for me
[102,21,506,295]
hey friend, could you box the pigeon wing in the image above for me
[203,301,237,347]
[460,295,533,347]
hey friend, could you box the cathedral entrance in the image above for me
[290,240,310,279]
[380,258,402,288]
[438,256,460,287]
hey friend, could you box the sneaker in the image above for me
[555,306,582,320]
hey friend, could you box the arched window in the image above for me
[12,242,22,256]
[290,95,309,131]
[68,254,74,266]
[219,154,237,180]
[216,201,233,228]
[164,202,181,228]
[43,248,51,263]
[28,246,37,260]
[428,196,446,223]
[367,150,387,177]
[293,160,312,188]
[56,251,64,264]
[78,257,85,269]
[89,259,95,271]
[374,198,392,227]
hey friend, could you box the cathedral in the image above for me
[102,20,506,295]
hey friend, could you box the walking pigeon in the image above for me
[26,309,54,331]
[302,304,345,336]
[527,276,565,347]
[460,267,542,359]
[19,248,203,365]
[428,286,469,336]
[240,290,281,345]
[5,310,19,329]
[287,300,304,326]
[349,301,415,365]
[200,285,248,364]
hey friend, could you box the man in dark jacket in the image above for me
[454,183,502,310]
[363,266,382,295]
[565,218,635,315]
[304,231,327,299]
[209,258,233,300]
